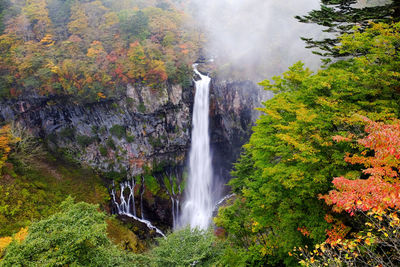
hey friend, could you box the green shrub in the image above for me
[126,135,135,143]
[99,145,108,157]
[1,198,139,266]
[106,139,116,150]
[110,125,126,139]
[76,135,94,147]
[143,174,160,195]
[149,228,223,266]
[138,102,146,113]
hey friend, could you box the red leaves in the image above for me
[297,227,310,237]
[326,222,350,245]
[321,177,400,214]
[323,117,400,215]
[346,116,400,179]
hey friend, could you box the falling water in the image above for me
[179,65,213,229]
[111,180,165,237]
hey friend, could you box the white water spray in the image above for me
[179,65,213,229]
[111,180,165,237]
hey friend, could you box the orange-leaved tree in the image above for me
[297,116,400,266]
[0,125,15,171]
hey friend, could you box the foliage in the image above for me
[76,134,94,147]
[296,0,400,57]
[144,174,160,195]
[0,0,200,102]
[321,117,400,215]
[0,125,16,172]
[106,217,146,253]
[149,227,222,267]
[8,122,44,167]
[297,210,400,267]
[0,198,139,266]
[0,153,109,236]
[297,118,400,266]
[0,227,27,259]
[216,22,400,266]
[110,124,126,139]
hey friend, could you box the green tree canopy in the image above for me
[215,22,400,266]
[1,198,139,266]
[149,227,222,267]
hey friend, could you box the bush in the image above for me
[76,135,94,147]
[106,139,116,150]
[99,145,108,157]
[0,198,139,266]
[149,228,222,266]
[110,125,126,139]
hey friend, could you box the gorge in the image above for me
[0,66,267,235]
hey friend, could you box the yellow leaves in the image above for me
[87,41,106,59]
[97,92,106,99]
[14,227,28,243]
[0,125,17,171]
[0,227,28,256]
[40,34,55,47]
[251,221,261,233]
[260,246,268,256]
[384,232,389,237]
[0,236,12,252]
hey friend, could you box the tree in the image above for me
[8,122,44,167]
[216,22,400,266]
[1,198,139,267]
[149,227,222,266]
[0,125,15,172]
[296,0,400,57]
[298,118,400,266]
[23,0,52,41]
[0,0,10,34]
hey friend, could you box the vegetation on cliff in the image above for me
[0,0,200,102]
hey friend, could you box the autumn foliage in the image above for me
[322,117,400,215]
[0,0,200,101]
[297,118,400,265]
[0,125,16,171]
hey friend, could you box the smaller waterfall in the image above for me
[140,176,145,219]
[111,180,165,237]
[163,171,181,229]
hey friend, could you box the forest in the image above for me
[1,0,400,266]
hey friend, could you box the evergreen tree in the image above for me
[296,0,400,57]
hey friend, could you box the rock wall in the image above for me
[0,83,193,176]
[0,75,271,229]
[209,77,273,196]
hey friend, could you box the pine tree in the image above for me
[296,0,400,57]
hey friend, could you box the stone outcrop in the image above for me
[0,74,271,230]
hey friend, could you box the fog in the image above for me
[188,0,323,80]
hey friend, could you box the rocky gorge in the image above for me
[0,71,270,234]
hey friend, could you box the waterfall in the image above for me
[179,65,213,229]
[111,180,165,237]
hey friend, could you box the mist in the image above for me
[188,0,323,80]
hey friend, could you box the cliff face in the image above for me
[210,78,272,189]
[0,83,193,176]
[0,77,270,229]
